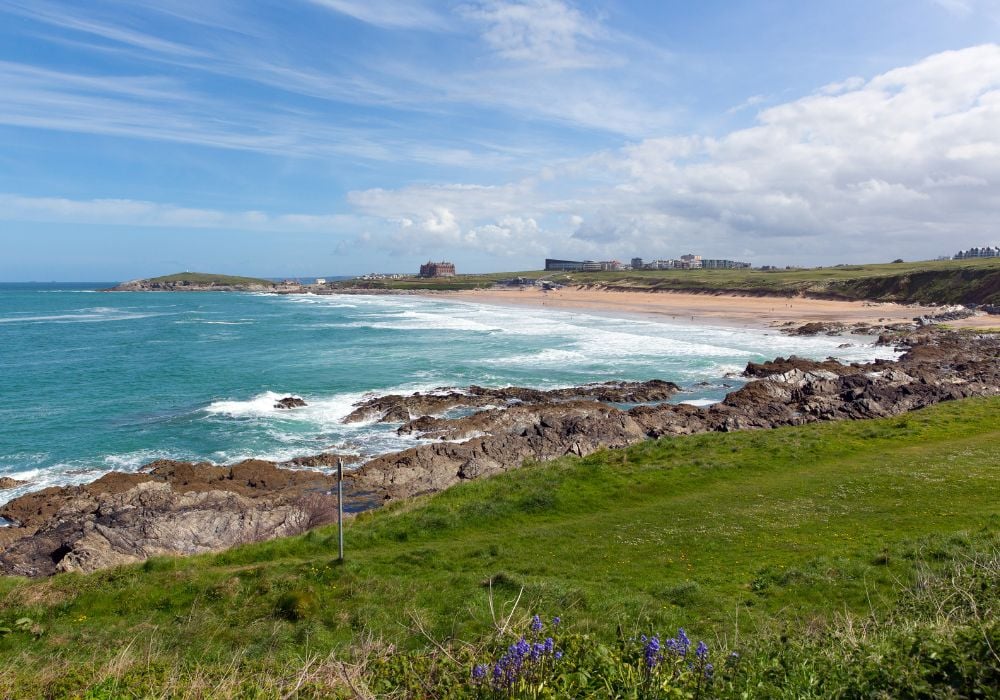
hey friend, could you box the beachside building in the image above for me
[419,261,456,278]
[631,257,644,270]
[545,258,585,271]
[599,260,623,271]
[581,260,603,271]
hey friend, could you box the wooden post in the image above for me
[337,458,344,562]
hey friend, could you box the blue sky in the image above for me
[1,0,999,280]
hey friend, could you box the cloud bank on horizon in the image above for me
[0,0,998,278]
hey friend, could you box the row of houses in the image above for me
[545,255,751,272]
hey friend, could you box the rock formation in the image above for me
[2,329,997,576]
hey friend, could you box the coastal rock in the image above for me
[343,380,680,423]
[0,482,325,577]
[274,396,307,409]
[0,477,26,490]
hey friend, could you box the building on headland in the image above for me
[547,253,752,271]
[702,259,751,269]
[545,258,585,271]
[419,261,456,277]
[953,246,999,259]
[314,278,327,285]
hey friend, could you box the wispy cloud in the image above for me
[0,193,363,233]
[304,0,451,30]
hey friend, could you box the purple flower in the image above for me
[644,635,662,668]
[554,651,563,660]
[678,628,690,650]
[696,641,709,660]
[531,614,543,633]
[544,637,554,654]
[552,616,561,627]
[472,664,486,680]
[704,662,715,679]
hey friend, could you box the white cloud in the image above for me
[346,45,1000,265]
[459,0,605,68]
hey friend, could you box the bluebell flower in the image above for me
[531,614,543,633]
[554,651,563,660]
[544,637,554,654]
[696,641,709,660]
[552,616,561,626]
[644,635,662,668]
[472,664,486,680]
[704,662,715,679]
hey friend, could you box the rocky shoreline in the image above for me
[1,329,997,577]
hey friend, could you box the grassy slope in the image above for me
[341,258,1000,304]
[141,272,275,287]
[0,397,997,694]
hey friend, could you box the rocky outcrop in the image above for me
[343,380,680,423]
[0,478,26,490]
[345,330,999,502]
[0,483,319,577]
[274,396,307,409]
[2,330,997,576]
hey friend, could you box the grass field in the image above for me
[0,397,997,696]
[136,272,276,287]
[338,257,1000,304]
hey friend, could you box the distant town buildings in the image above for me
[547,254,750,271]
[419,261,456,278]
[953,246,999,259]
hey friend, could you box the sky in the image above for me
[1,0,999,280]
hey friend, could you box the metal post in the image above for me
[337,458,344,562]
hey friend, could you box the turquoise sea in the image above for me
[0,283,898,504]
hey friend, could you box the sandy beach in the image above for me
[436,287,997,330]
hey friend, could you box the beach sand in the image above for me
[434,287,998,330]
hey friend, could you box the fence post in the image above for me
[337,457,344,562]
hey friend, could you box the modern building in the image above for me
[419,261,456,277]
[954,246,999,259]
[581,260,603,271]
[631,257,644,270]
[545,258,585,271]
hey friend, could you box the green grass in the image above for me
[345,257,1000,304]
[140,272,276,287]
[0,398,997,696]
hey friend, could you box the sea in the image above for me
[0,283,899,506]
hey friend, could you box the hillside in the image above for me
[339,258,1000,305]
[108,272,276,291]
[0,397,997,696]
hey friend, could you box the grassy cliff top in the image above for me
[0,396,997,695]
[139,272,276,286]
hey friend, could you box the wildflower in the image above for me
[644,635,662,668]
[471,664,486,680]
[544,637,554,654]
[531,614,543,633]
[554,651,563,660]
[552,616,561,626]
[704,662,715,679]
[696,641,709,660]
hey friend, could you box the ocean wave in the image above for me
[0,310,166,324]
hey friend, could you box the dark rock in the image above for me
[0,477,26,490]
[274,396,307,409]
